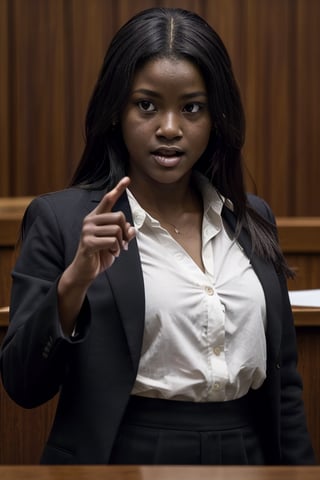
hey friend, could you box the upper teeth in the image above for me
[157,151,178,156]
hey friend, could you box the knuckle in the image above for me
[110,238,119,250]
[113,211,125,223]
[81,223,93,238]
[113,224,122,236]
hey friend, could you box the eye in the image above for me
[137,100,156,112]
[183,102,203,113]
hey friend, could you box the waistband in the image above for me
[122,393,254,432]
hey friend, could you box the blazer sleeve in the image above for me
[0,196,91,408]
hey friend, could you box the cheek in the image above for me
[122,115,150,143]
[193,122,212,150]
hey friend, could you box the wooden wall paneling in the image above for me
[3,0,320,209]
[113,0,205,34]
[10,0,70,196]
[204,0,246,80]
[0,248,16,307]
[159,0,204,14]
[294,0,320,216]
[0,391,58,464]
[297,326,320,462]
[67,0,118,178]
[115,0,161,31]
[0,0,10,196]
[241,0,293,216]
[286,254,320,292]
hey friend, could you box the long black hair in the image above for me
[70,7,292,277]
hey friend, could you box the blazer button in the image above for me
[276,363,281,369]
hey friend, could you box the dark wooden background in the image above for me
[0,0,320,216]
[0,0,320,466]
[0,0,320,464]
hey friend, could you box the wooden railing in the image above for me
[277,217,320,291]
[0,197,33,307]
[1,198,320,304]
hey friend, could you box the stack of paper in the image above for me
[288,289,320,307]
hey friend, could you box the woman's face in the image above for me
[121,57,212,189]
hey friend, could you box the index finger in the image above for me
[95,176,131,214]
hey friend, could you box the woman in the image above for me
[0,7,315,465]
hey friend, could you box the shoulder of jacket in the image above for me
[22,188,105,230]
[247,193,275,223]
[29,187,102,211]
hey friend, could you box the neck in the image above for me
[129,177,200,217]
[128,177,203,236]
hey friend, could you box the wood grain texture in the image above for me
[0,0,319,215]
[0,0,9,196]
[294,0,320,215]
[0,0,320,465]
[297,326,320,463]
[9,0,70,195]
[0,465,319,480]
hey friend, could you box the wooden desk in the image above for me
[0,465,319,480]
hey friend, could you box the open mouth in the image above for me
[151,148,184,167]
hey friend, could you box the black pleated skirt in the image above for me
[109,393,265,465]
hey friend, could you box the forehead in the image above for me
[131,57,207,93]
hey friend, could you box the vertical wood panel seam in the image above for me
[65,0,75,187]
[7,0,15,195]
[288,0,298,215]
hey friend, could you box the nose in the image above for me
[156,111,182,140]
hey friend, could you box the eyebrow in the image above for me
[131,88,208,99]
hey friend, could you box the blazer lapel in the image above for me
[92,191,145,370]
[222,206,283,360]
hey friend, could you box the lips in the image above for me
[151,147,184,167]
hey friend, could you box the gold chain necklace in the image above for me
[146,208,182,234]
[166,223,181,234]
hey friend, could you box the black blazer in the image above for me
[0,187,315,464]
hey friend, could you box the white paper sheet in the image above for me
[288,289,320,307]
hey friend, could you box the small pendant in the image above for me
[174,227,180,234]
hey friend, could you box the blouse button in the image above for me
[204,286,214,296]
[213,346,221,356]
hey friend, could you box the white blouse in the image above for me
[127,175,266,402]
